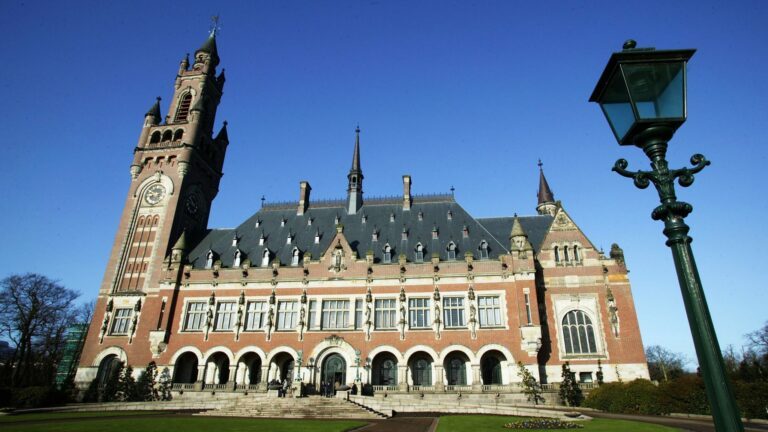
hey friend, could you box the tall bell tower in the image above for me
[100,30,229,296]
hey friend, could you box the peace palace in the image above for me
[75,31,649,402]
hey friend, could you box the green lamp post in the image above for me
[589,40,743,431]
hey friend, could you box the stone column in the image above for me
[398,365,408,391]
[471,364,482,390]
[434,365,445,391]
[260,365,270,390]
[195,364,205,390]
[229,365,238,390]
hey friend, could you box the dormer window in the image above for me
[291,248,300,266]
[372,230,379,242]
[447,242,457,260]
[361,214,367,224]
[447,210,453,220]
[462,225,469,238]
[418,211,424,221]
[286,234,293,245]
[432,227,439,240]
[389,213,395,223]
[261,250,270,267]
[280,218,286,227]
[205,250,214,269]
[415,243,424,263]
[259,234,265,246]
[479,241,489,259]
[255,220,261,228]
[402,227,408,241]
[334,215,340,225]
[314,230,320,244]
[383,244,392,264]
[232,235,239,247]
[233,250,242,268]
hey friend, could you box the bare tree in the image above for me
[745,321,768,356]
[645,345,687,382]
[0,273,79,386]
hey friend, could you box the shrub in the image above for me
[658,374,709,416]
[11,386,68,408]
[733,380,768,419]
[582,382,622,412]
[559,363,583,407]
[584,380,661,415]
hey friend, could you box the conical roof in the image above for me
[351,126,361,172]
[172,231,186,251]
[195,33,220,66]
[537,162,555,204]
[216,121,229,142]
[145,97,161,118]
[510,217,527,238]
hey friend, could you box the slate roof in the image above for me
[187,196,555,269]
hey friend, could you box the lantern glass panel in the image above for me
[622,62,685,120]
[599,69,635,143]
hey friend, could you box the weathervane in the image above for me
[210,14,222,37]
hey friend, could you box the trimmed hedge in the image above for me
[583,380,663,415]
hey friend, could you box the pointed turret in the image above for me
[510,216,533,252]
[192,29,220,72]
[536,160,557,216]
[215,121,229,143]
[170,231,187,264]
[145,97,161,125]
[347,126,364,214]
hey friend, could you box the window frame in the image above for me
[477,295,503,328]
[276,300,299,331]
[561,309,599,356]
[214,301,237,331]
[321,299,350,330]
[374,298,397,330]
[443,296,466,328]
[183,301,207,332]
[244,300,266,331]
[110,308,133,335]
[408,297,431,329]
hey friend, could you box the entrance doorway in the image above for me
[322,353,347,388]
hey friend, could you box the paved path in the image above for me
[582,411,768,432]
[354,416,437,432]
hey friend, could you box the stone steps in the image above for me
[197,396,385,419]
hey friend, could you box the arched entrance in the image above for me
[239,353,262,385]
[444,352,469,385]
[480,350,505,385]
[372,352,398,386]
[409,352,433,386]
[322,353,347,388]
[96,354,122,387]
[173,352,199,384]
[205,352,230,384]
[270,352,295,382]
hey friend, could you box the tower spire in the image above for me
[536,159,557,216]
[347,125,364,214]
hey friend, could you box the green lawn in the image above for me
[436,415,680,432]
[0,411,165,423]
[0,414,366,432]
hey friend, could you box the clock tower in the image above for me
[100,30,228,296]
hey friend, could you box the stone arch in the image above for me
[438,344,477,364]
[265,346,299,365]
[169,346,204,365]
[403,344,439,363]
[442,349,471,386]
[203,345,235,364]
[371,351,399,386]
[234,346,267,365]
[203,351,231,385]
[367,345,404,363]
[476,344,514,363]
[92,346,127,367]
[172,351,199,384]
[133,172,175,199]
[407,350,434,386]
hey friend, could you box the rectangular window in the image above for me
[183,302,207,331]
[524,293,532,325]
[443,297,465,328]
[579,372,593,383]
[215,302,237,331]
[354,299,364,329]
[321,300,349,330]
[277,301,298,331]
[408,298,431,328]
[478,296,502,327]
[110,308,132,335]
[244,301,266,331]
[375,299,397,329]
[308,300,318,330]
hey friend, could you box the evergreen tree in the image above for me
[136,362,159,401]
[596,359,604,386]
[116,365,138,401]
[516,361,544,405]
[158,367,173,401]
[101,361,123,402]
[558,362,583,407]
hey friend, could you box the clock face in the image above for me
[144,184,166,205]
[185,194,200,215]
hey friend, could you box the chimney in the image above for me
[297,181,311,215]
[402,175,412,210]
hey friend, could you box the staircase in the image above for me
[197,395,387,419]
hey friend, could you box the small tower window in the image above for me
[447,242,457,260]
[383,244,392,264]
[233,250,242,268]
[554,246,560,263]
[573,245,581,262]
[415,244,424,263]
[173,129,184,141]
[205,250,214,269]
[175,93,192,123]
[261,250,270,267]
[150,131,161,144]
[564,246,570,262]
[291,248,300,266]
[162,130,173,142]
[479,241,489,259]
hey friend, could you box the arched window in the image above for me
[554,246,560,263]
[261,250,270,267]
[479,241,489,259]
[447,242,457,260]
[291,248,300,266]
[447,357,467,385]
[573,245,580,262]
[564,246,570,262]
[205,250,214,269]
[150,131,161,144]
[173,129,184,141]
[175,93,192,122]
[411,355,432,386]
[233,250,241,268]
[562,310,598,355]
[414,243,424,263]
[383,244,392,264]
[162,130,173,142]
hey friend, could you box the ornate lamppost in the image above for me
[590,40,743,431]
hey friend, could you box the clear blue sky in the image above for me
[1,0,766,366]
